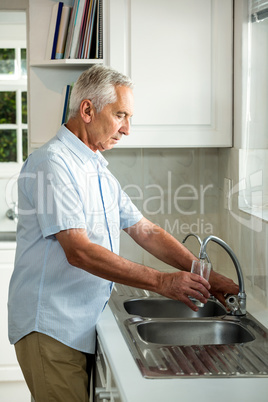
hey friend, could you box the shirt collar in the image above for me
[56,124,108,168]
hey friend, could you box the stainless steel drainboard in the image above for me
[108,284,268,378]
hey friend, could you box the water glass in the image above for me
[190,260,211,307]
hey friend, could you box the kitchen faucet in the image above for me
[199,235,246,315]
[182,233,202,245]
[182,233,212,265]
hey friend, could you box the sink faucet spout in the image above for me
[199,235,246,315]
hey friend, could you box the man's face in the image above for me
[88,86,134,152]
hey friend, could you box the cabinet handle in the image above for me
[95,387,111,400]
[95,387,119,400]
[98,392,111,400]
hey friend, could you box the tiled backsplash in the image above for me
[106,147,268,309]
[105,148,220,270]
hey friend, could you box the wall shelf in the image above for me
[30,59,103,67]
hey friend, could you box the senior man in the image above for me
[8,65,238,402]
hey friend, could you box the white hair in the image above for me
[68,65,134,118]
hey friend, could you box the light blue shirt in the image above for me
[8,125,143,353]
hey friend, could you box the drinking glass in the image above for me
[191,260,211,307]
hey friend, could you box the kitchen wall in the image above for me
[105,148,222,271]
[105,147,268,310]
[218,148,268,309]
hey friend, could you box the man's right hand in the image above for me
[158,271,211,311]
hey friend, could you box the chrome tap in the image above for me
[199,235,246,315]
[182,233,212,266]
[182,233,202,246]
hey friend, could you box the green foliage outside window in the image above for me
[0,91,16,124]
[0,48,15,75]
[22,91,27,124]
[0,130,17,162]
[21,49,27,76]
[23,129,27,161]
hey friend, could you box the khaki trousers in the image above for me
[15,332,94,402]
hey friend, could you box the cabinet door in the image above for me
[95,338,122,402]
[0,249,30,402]
[106,0,233,147]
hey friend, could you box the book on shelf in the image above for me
[98,0,103,58]
[61,84,73,124]
[45,0,103,61]
[96,0,103,58]
[66,0,101,59]
[69,0,87,59]
[63,0,78,59]
[45,2,63,60]
[56,5,72,59]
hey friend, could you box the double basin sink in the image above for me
[109,284,268,378]
[125,298,253,346]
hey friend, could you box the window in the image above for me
[238,0,268,222]
[0,11,27,165]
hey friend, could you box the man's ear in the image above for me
[80,99,93,123]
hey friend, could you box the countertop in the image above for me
[97,305,268,402]
[0,241,16,250]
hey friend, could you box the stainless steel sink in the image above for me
[124,298,226,318]
[109,284,268,378]
[137,319,255,345]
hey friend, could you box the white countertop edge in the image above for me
[97,306,268,402]
[0,241,16,250]
[0,366,25,382]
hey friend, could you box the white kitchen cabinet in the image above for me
[28,0,232,149]
[28,0,103,149]
[106,0,233,147]
[0,245,30,402]
[94,336,122,402]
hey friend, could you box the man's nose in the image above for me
[121,118,131,136]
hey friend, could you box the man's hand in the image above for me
[158,271,211,311]
[209,270,239,306]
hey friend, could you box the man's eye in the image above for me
[117,114,124,119]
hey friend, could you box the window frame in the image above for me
[237,0,268,224]
[0,39,27,173]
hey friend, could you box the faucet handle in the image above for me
[225,294,246,316]
[225,295,240,312]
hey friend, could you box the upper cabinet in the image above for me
[28,0,233,149]
[28,0,103,149]
[105,0,233,148]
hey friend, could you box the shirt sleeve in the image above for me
[26,155,87,238]
[118,187,143,230]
